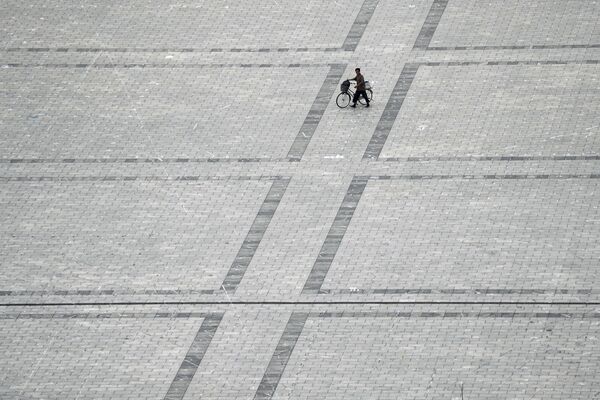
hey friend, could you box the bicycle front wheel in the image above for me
[336,92,351,108]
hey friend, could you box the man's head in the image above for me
[355,68,361,74]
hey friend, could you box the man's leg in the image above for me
[361,90,370,106]
[351,91,359,107]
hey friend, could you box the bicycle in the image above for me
[336,79,373,108]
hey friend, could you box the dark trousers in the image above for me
[353,90,369,104]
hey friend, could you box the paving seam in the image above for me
[380,155,600,162]
[2,47,343,53]
[4,43,598,53]
[0,312,211,318]
[2,61,598,69]
[4,175,599,182]
[428,44,600,51]
[316,289,600,295]
[2,301,600,307]
[1,63,335,68]
[0,176,288,182]
[2,310,599,317]
[3,155,600,164]
[4,288,597,297]
[2,288,597,297]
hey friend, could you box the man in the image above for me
[349,67,369,108]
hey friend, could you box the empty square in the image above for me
[324,179,600,291]
[0,317,200,400]
[274,316,600,399]
[431,0,600,48]
[0,66,329,159]
[0,0,363,50]
[0,180,270,291]
[380,64,600,158]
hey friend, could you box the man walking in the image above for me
[349,67,369,108]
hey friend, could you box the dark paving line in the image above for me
[0,158,288,164]
[381,155,600,162]
[302,177,368,294]
[428,44,600,51]
[2,288,597,297]
[5,287,598,297]
[2,174,598,183]
[0,312,211,319]
[342,0,380,51]
[4,154,600,164]
[2,311,598,320]
[318,288,600,295]
[357,174,600,180]
[253,312,309,400]
[0,176,286,182]
[0,290,217,296]
[413,0,449,50]
[362,64,419,160]
[309,311,600,318]
[221,178,290,293]
[0,63,333,69]
[421,60,600,66]
[4,60,598,69]
[2,301,600,306]
[286,64,347,161]
[163,313,224,400]
[1,47,339,53]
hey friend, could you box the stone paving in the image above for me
[1,0,600,399]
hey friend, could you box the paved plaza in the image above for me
[1,0,600,399]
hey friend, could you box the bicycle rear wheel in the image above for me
[336,92,351,108]
[358,89,373,105]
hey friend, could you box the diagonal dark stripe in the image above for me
[253,312,309,400]
[413,0,449,50]
[286,64,347,161]
[342,0,381,51]
[302,177,369,294]
[163,313,224,400]
[362,64,419,160]
[220,178,290,293]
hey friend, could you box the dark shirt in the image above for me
[351,73,366,91]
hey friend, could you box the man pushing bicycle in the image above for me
[348,67,370,108]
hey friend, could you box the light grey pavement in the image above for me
[1,0,600,399]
